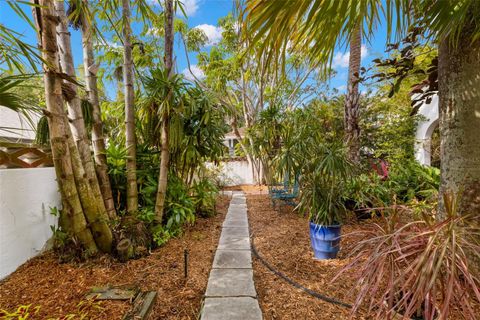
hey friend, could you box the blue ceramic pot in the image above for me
[309,222,341,259]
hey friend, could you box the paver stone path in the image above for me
[201,192,262,320]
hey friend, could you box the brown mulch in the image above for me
[0,195,231,320]
[247,192,370,320]
[223,184,269,194]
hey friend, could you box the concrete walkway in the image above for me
[201,192,262,320]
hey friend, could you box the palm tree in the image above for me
[54,1,113,226]
[0,12,41,73]
[243,0,480,216]
[78,0,117,219]
[31,0,99,253]
[0,75,41,141]
[122,0,138,214]
[154,0,175,222]
[0,75,36,113]
[345,25,361,163]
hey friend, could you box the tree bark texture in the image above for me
[54,1,113,253]
[154,0,174,222]
[64,127,113,253]
[32,0,97,253]
[438,24,480,216]
[122,0,138,214]
[80,0,116,218]
[344,25,362,163]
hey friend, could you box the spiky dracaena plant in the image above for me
[297,142,353,226]
[335,193,480,319]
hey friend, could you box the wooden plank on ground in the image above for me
[85,285,140,301]
[123,291,157,320]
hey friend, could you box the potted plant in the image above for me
[297,143,353,260]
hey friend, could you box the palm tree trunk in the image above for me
[55,1,88,161]
[344,24,362,163]
[55,1,112,221]
[63,123,113,253]
[31,0,97,253]
[80,0,116,219]
[154,0,174,222]
[122,0,138,214]
[54,1,113,253]
[438,25,480,216]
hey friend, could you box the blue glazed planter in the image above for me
[309,222,341,260]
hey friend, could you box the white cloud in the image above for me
[181,0,200,16]
[332,44,369,69]
[332,52,350,69]
[194,24,223,46]
[108,41,121,48]
[361,44,369,59]
[182,65,205,81]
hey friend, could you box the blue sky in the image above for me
[0,0,391,98]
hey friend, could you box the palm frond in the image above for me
[0,74,40,132]
[1,1,43,73]
[242,0,480,74]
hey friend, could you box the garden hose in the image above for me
[250,233,352,309]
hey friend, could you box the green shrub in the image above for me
[343,173,391,210]
[164,175,196,232]
[386,160,440,203]
[343,160,440,215]
[191,178,219,217]
[150,225,173,247]
[136,207,156,224]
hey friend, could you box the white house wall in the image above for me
[208,160,254,186]
[0,108,39,141]
[0,167,60,279]
[414,94,439,166]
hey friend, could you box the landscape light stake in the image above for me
[184,249,189,279]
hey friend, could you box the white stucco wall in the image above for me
[415,94,439,166]
[0,107,39,141]
[0,167,60,279]
[208,160,254,186]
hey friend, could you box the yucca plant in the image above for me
[335,192,480,319]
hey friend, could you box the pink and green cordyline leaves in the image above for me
[335,194,480,319]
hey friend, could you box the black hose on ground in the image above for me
[250,233,353,309]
